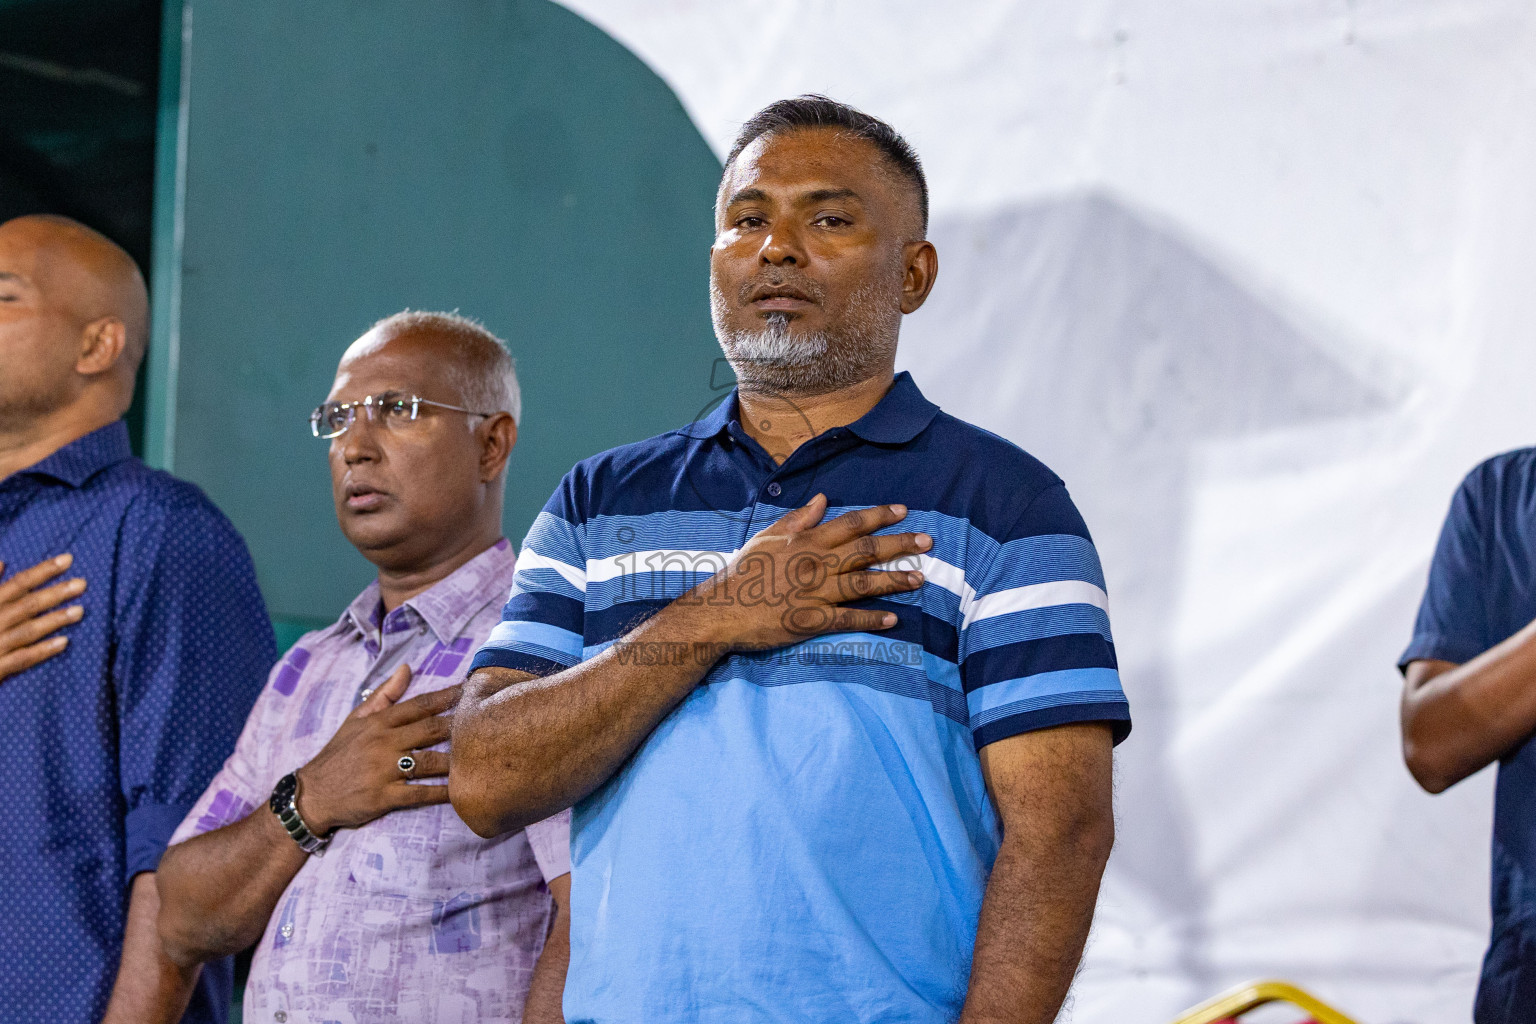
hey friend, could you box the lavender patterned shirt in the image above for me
[170,539,570,1024]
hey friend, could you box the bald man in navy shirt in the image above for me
[0,214,273,1023]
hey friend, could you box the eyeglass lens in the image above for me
[311,393,418,438]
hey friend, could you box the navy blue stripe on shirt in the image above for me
[961,633,1118,694]
[468,646,569,678]
[973,699,1132,749]
[501,590,584,636]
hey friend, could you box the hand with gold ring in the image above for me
[293,665,460,834]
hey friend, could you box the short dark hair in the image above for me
[724,95,929,235]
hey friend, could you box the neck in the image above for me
[0,400,119,482]
[736,369,895,466]
[373,520,503,612]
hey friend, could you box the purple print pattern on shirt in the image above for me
[193,789,255,834]
[272,647,311,696]
[430,892,483,954]
[420,637,475,678]
[293,679,334,739]
[272,895,299,949]
[383,609,415,635]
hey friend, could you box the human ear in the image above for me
[899,240,939,314]
[479,413,518,483]
[75,317,127,376]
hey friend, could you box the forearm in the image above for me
[522,888,570,1024]
[451,600,726,836]
[959,814,1113,1024]
[1403,622,1536,792]
[156,808,308,965]
[102,873,200,1024]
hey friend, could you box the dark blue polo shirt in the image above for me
[1402,447,1536,1023]
[474,372,1130,1023]
[0,421,274,1024]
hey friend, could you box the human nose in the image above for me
[336,405,383,464]
[759,223,805,267]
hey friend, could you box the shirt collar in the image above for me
[843,372,940,444]
[678,371,939,445]
[678,390,739,440]
[11,420,133,488]
[341,538,517,646]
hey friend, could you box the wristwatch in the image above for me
[269,772,330,856]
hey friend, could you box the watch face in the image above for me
[269,772,298,814]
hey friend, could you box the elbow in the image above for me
[155,855,253,965]
[1079,805,1116,871]
[449,786,505,839]
[156,921,205,973]
[1401,706,1463,794]
[157,909,258,967]
[1402,737,1456,794]
[153,856,200,967]
[1023,799,1115,872]
[448,766,530,839]
[154,890,213,969]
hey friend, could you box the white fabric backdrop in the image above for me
[557,3,1536,1020]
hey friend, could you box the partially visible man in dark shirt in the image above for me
[1401,449,1536,1023]
[0,214,274,1023]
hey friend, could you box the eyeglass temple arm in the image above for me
[414,397,501,417]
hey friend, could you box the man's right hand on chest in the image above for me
[294,665,461,834]
[0,553,86,683]
[679,495,932,656]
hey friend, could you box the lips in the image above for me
[742,276,822,312]
[749,284,813,304]
[344,482,389,511]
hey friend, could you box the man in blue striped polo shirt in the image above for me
[451,96,1131,1024]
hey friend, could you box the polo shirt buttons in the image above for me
[766,483,782,498]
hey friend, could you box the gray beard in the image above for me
[711,279,901,398]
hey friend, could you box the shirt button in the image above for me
[766,482,782,497]
[274,1013,287,1023]
[280,922,294,940]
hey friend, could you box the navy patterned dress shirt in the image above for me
[0,421,275,1023]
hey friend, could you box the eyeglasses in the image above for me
[310,391,498,439]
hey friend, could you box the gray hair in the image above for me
[369,309,522,425]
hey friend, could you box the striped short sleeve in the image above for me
[959,484,1131,749]
[470,477,587,677]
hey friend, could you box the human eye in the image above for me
[734,213,767,229]
[378,393,414,420]
[318,403,350,434]
[813,214,850,228]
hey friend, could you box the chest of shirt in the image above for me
[1482,509,1536,647]
[0,480,141,721]
[268,614,528,896]
[264,626,477,768]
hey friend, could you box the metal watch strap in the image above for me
[270,772,329,856]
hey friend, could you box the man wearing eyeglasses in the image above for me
[154,311,572,1024]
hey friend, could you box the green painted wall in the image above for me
[157,1,723,629]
